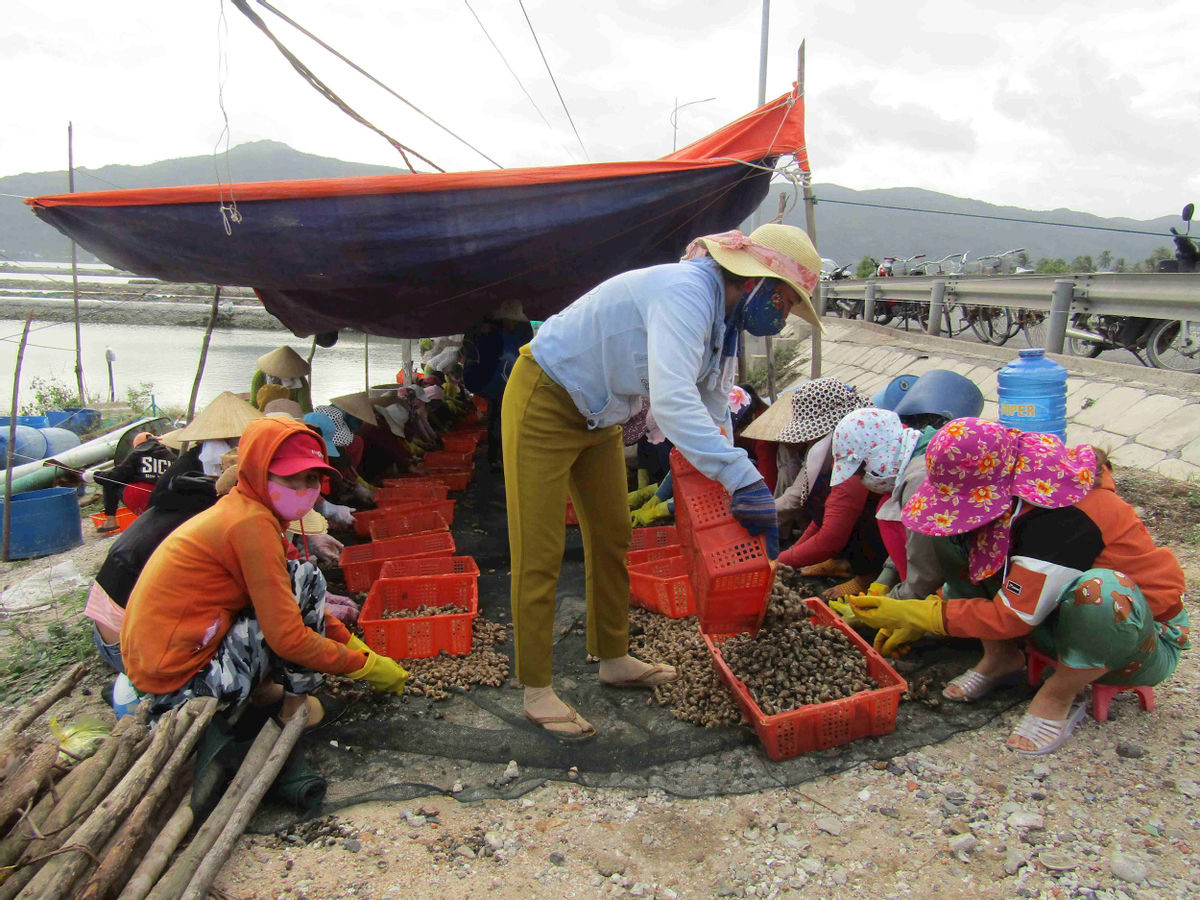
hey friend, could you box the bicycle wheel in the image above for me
[1066,314,1104,358]
[968,306,1001,343]
[1020,309,1047,348]
[992,308,1020,345]
[1145,319,1200,374]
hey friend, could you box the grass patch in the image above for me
[0,589,98,704]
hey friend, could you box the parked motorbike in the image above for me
[1066,204,1199,372]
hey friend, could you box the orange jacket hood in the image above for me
[232,417,329,522]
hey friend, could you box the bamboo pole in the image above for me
[0,738,60,832]
[3,315,33,563]
[0,662,84,752]
[797,41,822,380]
[115,792,194,900]
[76,698,218,900]
[68,123,86,407]
[144,717,281,900]
[179,707,308,900]
[186,286,222,421]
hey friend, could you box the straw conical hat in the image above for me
[367,383,402,403]
[330,392,378,425]
[173,392,264,442]
[257,346,310,378]
[157,427,185,450]
[738,390,797,442]
[286,508,328,536]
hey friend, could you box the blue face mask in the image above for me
[742,278,788,336]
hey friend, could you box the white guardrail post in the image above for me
[927,280,946,337]
[1045,279,1073,354]
[863,283,876,323]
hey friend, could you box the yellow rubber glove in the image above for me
[873,626,927,658]
[627,483,660,510]
[867,582,889,596]
[828,598,865,628]
[347,641,409,695]
[848,594,947,636]
[631,499,671,527]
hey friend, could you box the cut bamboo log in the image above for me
[143,717,281,900]
[0,665,86,755]
[179,706,308,900]
[76,698,217,900]
[114,790,194,900]
[18,707,183,900]
[0,739,60,833]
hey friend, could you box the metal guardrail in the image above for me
[819,273,1200,352]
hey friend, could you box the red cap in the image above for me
[268,432,340,478]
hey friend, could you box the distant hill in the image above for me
[0,140,406,261]
[1,141,1178,267]
[754,184,1177,270]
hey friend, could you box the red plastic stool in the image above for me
[1025,644,1155,723]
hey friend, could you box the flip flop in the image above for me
[942,668,1023,702]
[600,663,679,689]
[96,523,122,534]
[524,704,597,742]
[1006,701,1088,756]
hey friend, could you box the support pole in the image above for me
[364,333,370,391]
[864,283,877,324]
[797,41,822,380]
[68,122,86,406]
[187,287,221,421]
[927,280,946,337]
[764,192,788,401]
[1045,279,1073,354]
[4,316,33,562]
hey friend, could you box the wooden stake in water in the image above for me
[68,122,86,406]
[3,315,34,562]
[187,286,222,421]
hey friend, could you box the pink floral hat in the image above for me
[1012,431,1097,507]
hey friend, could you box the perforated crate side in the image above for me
[628,526,678,551]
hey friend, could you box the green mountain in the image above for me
[1,140,1179,267]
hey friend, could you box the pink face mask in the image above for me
[268,484,320,522]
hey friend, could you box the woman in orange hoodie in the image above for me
[121,416,407,723]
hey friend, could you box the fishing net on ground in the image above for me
[250,463,1030,832]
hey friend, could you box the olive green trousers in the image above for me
[502,349,631,686]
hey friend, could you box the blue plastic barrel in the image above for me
[46,408,101,435]
[0,415,50,429]
[0,425,48,469]
[0,487,84,558]
[40,427,82,457]
[997,348,1067,441]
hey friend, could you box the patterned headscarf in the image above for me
[776,378,873,444]
[622,398,650,446]
[313,405,354,448]
[829,408,920,493]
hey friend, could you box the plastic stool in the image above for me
[1025,644,1155,723]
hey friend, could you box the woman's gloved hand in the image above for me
[730,480,779,559]
[872,626,926,658]
[323,503,356,530]
[848,594,946,636]
[631,498,671,527]
[346,637,409,695]
[304,533,344,567]
[627,483,660,510]
[867,582,889,596]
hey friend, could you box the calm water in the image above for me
[0,319,417,414]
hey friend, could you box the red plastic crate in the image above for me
[691,522,772,635]
[674,477,735,541]
[669,448,702,478]
[626,545,683,567]
[442,434,479,454]
[704,598,907,761]
[379,555,480,580]
[628,555,696,617]
[423,449,473,468]
[375,484,449,505]
[367,510,449,541]
[353,499,456,536]
[360,574,478,658]
[419,468,473,492]
[628,526,678,551]
[382,476,448,491]
[338,532,457,592]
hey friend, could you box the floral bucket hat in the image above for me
[1012,431,1097,507]
[775,378,873,444]
[830,408,920,491]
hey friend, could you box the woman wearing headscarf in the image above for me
[851,419,1189,755]
[505,224,822,739]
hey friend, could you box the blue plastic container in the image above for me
[46,408,101,435]
[997,348,1067,441]
[40,427,82,457]
[0,425,47,468]
[0,415,50,429]
[0,487,84,558]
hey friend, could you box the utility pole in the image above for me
[68,123,86,406]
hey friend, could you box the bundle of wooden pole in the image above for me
[0,671,310,900]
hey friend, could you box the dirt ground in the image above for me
[2,470,1197,900]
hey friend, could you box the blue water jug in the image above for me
[997,348,1067,441]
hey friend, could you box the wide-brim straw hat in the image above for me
[495,299,528,322]
[173,392,263,443]
[257,346,310,378]
[286,508,329,536]
[368,383,403,403]
[157,428,184,450]
[330,392,378,425]
[263,398,304,419]
[738,390,797,442]
[255,384,291,409]
[691,223,823,327]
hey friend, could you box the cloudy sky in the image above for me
[5,0,1198,220]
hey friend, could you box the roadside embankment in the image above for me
[0,296,289,330]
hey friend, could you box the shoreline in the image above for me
[0,295,289,331]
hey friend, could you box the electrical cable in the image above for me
[516,0,588,161]
[254,0,503,169]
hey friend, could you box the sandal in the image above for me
[96,523,122,535]
[942,668,1023,702]
[600,663,679,688]
[524,704,597,742]
[1006,701,1088,756]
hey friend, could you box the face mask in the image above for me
[742,278,788,337]
[268,484,320,522]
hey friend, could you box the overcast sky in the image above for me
[5,0,1198,220]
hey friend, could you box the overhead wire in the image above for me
[516,0,588,161]
[214,0,243,235]
[254,0,504,169]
